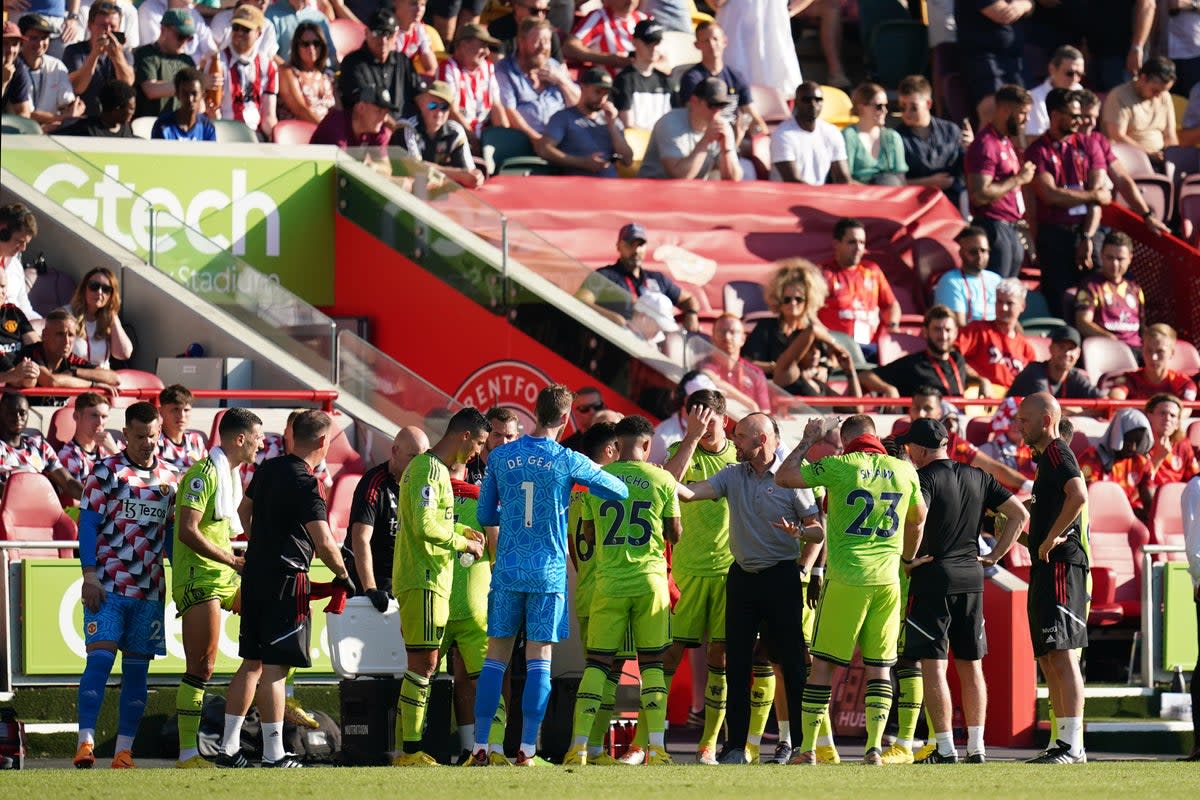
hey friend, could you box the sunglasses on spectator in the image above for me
[1064,69,1084,79]
[299,38,322,48]
[88,281,114,294]
[575,402,605,413]
[526,3,550,13]
[798,96,823,104]
[425,101,450,111]
[780,295,806,304]
[232,24,254,34]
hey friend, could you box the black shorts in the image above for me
[1027,561,1089,658]
[903,591,988,661]
[427,0,487,19]
[962,49,1022,107]
[238,571,313,667]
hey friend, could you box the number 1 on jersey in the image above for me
[521,481,535,528]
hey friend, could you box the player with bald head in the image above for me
[778,413,926,765]
[1014,391,1090,764]
[346,425,431,609]
[681,412,822,764]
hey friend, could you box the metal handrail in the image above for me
[1139,544,1189,689]
[10,387,339,412]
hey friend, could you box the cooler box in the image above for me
[326,596,407,678]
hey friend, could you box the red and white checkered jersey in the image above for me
[81,454,180,601]
[0,433,62,487]
[395,23,434,61]
[438,56,501,137]
[58,439,111,484]
[239,432,332,491]
[572,7,647,65]
[158,431,209,471]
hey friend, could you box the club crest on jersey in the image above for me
[86,621,98,636]
[189,476,205,492]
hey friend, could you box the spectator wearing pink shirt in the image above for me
[965,84,1036,280]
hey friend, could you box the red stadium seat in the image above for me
[115,370,165,407]
[1080,336,1138,386]
[0,472,78,560]
[1086,480,1151,620]
[964,416,993,446]
[1068,429,1091,458]
[208,409,228,447]
[324,418,366,480]
[1168,339,1200,376]
[1189,420,1200,451]
[47,405,76,450]
[328,18,366,62]
[1148,481,1187,563]
[1027,334,1051,362]
[876,330,925,365]
[327,472,361,545]
[273,119,317,146]
[913,237,959,298]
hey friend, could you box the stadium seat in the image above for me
[481,126,542,175]
[1124,174,1173,223]
[423,24,445,57]
[913,236,958,297]
[1086,480,1151,621]
[1081,336,1138,386]
[1027,334,1051,361]
[617,127,651,178]
[131,116,157,139]
[1189,419,1200,450]
[0,472,78,560]
[658,30,701,71]
[875,329,924,365]
[1,113,42,135]
[47,405,77,450]
[1068,429,1091,458]
[750,84,790,123]
[328,18,366,62]
[747,132,772,180]
[324,421,366,480]
[1180,179,1200,247]
[1168,339,1200,375]
[1148,481,1187,563]
[1110,141,1157,177]
[273,119,317,146]
[818,85,857,128]
[965,415,993,446]
[116,369,165,394]
[723,280,768,317]
[857,0,911,52]
[326,472,361,545]
[214,120,259,144]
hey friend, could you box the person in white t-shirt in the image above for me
[770,80,849,184]
[1025,45,1084,137]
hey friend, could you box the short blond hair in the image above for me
[1145,323,1178,345]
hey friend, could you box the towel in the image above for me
[842,433,889,456]
[208,445,244,535]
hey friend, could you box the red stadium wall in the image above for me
[327,215,649,422]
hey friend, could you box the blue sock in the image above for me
[117,656,150,739]
[520,658,552,751]
[78,649,116,734]
[472,658,508,749]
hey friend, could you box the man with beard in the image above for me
[495,16,579,142]
[965,84,1037,280]
[860,305,992,400]
[574,222,701,332]
[535,66,631,178]
[1026,88,1111,319]
[933,226,1003,328]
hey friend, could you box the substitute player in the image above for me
[1014,392,1090,764]
[447,464,505,764]
[172,408,264,768]
[898,418,1028,764]
[565,415,682,766]
[74,402,179,769]
[469,384,628,767]
[567,422,625,765]
[660,389,736,765]
[392,408,489,767]
[777,414,926,766]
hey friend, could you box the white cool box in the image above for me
[326,596,408,677]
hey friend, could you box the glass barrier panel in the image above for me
[337,329,461,435]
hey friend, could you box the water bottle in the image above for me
[459,552,477,568]
[1171,664,1186,693]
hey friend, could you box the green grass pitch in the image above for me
[6,762,1199,799]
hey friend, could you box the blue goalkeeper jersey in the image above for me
[479,435,628,594]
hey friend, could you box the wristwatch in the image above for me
[66,11,80,20]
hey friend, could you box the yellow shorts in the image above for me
[811,579,900,667]
[397,589,449,651]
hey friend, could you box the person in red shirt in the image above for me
[699,313,770,412]
[1145,393,1200,488]
[958,277,1038,391]
[1077,407,1153,517]
[817,217,900,361]
[1113,323,1199,401]
[563,0,648,75]
[1074,231,1144,354]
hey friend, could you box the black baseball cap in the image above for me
[894,418,949,449]
[18,14,54,34]
[694,76,733,107]
[366,8,399,35]
[618,222,647,243]
[633,19,665,44]
[351,85,399,112]
[1048,325,1082,347]
[580,66,614,88]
